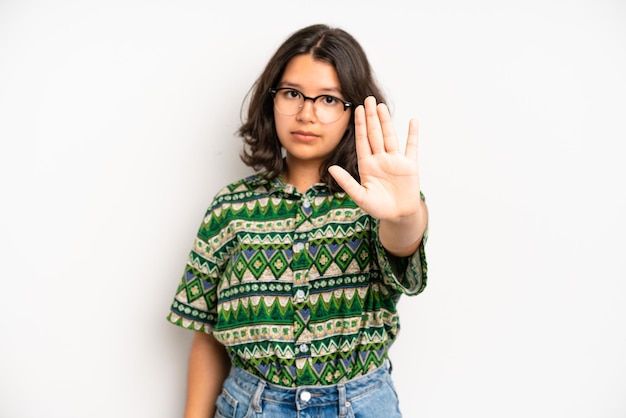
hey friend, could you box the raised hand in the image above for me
[329,96,422,222]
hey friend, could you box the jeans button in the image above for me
[300,390,311,402]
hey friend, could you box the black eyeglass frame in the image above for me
[269,87,353,114]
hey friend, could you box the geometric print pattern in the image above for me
[167,174,428,387]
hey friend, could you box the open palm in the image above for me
[329,96,422,221]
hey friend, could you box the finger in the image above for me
[328,165,366,205]
[364,96,385,154]
[354,104,372,158]
[404,117,420,161]
[377,102,399,153]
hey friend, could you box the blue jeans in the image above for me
[214,361,402,418]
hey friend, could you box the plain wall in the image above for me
[1,1,625,417]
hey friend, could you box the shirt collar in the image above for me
[267,176,333,198]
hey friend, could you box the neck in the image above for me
[283,157,322,193]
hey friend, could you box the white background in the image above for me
[1,1,625,417]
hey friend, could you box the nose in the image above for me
[297,98,317,121]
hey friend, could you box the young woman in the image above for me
[167,23,429,418]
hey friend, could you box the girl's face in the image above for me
[273,54,351,173]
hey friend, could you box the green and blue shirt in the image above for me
[167,174,427,387]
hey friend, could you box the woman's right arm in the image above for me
[184,331,231,418]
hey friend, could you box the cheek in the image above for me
[273,114,289,138]
[333,116,351,141]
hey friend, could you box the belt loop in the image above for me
[338,383,348,418]
[251,378,266,413]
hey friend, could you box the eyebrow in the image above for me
[277,82,343,96]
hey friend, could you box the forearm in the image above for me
[184,332,231,418]
[379,198,428,257]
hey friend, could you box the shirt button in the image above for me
[302,198,311,209]
[293,242,305,253]
[295,289,305,300]
[300,390,311,402]
[299,343,309,353]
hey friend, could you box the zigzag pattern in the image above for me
[167,174,428,387]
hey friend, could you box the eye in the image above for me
[282,89,301,100]
[321,95,339,106]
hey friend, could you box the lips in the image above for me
[292,131,319,142]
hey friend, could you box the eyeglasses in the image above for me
[269,87,352,123]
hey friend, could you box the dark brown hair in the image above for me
[238,24,387,192]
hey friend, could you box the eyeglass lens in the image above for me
[273,89,348,123]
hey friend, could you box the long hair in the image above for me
[238,24,387,192]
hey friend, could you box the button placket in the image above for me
[293,302,312,358]
[290,191,317,381]
[292,281,310,303]
[293,241,305,253]
[301,195,313,217]
[295,288,306,302]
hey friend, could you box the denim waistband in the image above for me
[227,361,391,409]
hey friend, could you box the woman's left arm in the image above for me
[378,199,428,257]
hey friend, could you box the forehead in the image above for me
[279,54,341,93]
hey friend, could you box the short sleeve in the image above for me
[371,192,428,296]
[166,192,234,333]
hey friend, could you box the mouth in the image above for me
[292,131,319,142]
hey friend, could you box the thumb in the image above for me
[328,165,365,204]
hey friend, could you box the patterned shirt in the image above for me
[167,174,428,387]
